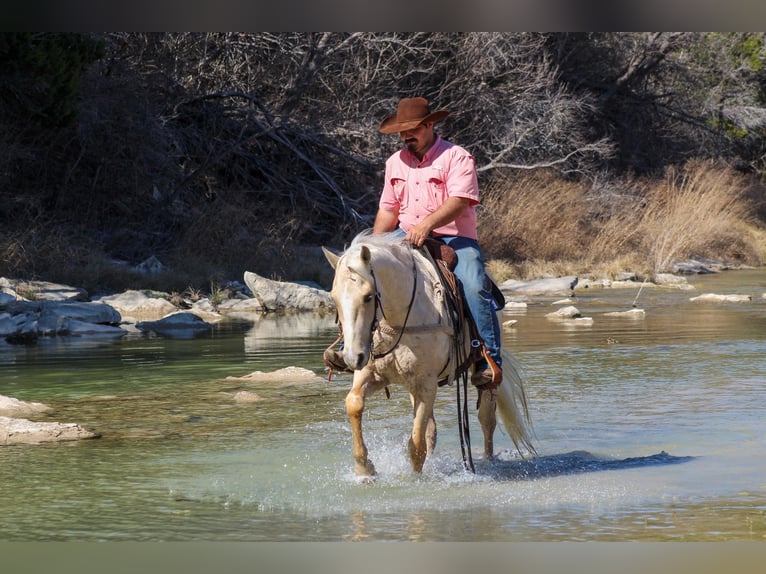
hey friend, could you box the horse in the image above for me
[322,231,535,478]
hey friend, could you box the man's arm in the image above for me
[405,196,471,247]
[373,208,399,234]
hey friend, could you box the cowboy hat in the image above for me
[378,97,450,134]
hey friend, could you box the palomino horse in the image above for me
[323,231,534,477]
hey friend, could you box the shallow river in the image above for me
[1,269,765,541]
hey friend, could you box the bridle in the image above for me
[368,247,418,361]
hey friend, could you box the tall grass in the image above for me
[480,160,765,280]
[479,171,591,262]
[636,160,757,273]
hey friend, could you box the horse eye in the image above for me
[363,294,373,304]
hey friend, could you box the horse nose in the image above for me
[353,353,367,370]
[342,349,368,371]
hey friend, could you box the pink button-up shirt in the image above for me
[379,136,480,239]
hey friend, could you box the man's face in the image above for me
[400,122,435,158]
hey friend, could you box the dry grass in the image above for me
[3,160,764,293]
[479,170,591,262]
[480,160,766,281]
[636,160,760,273]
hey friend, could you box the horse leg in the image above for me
[409,389,436,472]
[346,369,377,477]
[409,393,437,456]
[426,414,437,455]
[477,387,498,459]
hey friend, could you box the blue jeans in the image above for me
[395,229,502,368]
[440,235,502,369]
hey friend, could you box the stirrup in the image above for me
[323,349,350,372]
[471,347,502,388]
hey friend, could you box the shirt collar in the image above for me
[403,135,442,164]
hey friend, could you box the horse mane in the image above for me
[347,230,413,258]
[349,229,411,249]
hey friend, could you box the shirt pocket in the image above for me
[426,174,447,212]
[390,178,408,210]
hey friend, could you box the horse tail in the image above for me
[495,350,536,456]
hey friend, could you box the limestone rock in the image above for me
[97,290,177,320]
[500,276,578,297]
[243,271,334,312]
[690,293,751,303]
[0,395,50,417]
[0,416,99,445]
[136,312,213,338]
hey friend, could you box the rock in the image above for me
[97,290,178,320]
[654,274,694,290]
[502,301,528,311]
[233,391,264,403]
[0,291,17,307]
[39,301,121,326]
[672,257,724,274]
[135,255,166,274]
[0,395,50,417]
[615,272,638,281]
[604,308,646,318]
[546,305,582,319]
[0,416,99,445]
[500,276,579,297]
[0,299,124,339]
[243,271,334,312]
[217,298,265,314]
[190,299,224,322]
[502,319,518,329]
[0,278,88,302]
[136,312,214,338]
[577,277,652,289]
[64,320,127,336]
[545,305,594,324]
[689,293,751,303]
[226,366,324,383]
[0,313,17,336]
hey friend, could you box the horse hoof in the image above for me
[354,460,376,478]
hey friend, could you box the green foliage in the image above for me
[0,32,104,127]
[732,34,764,72]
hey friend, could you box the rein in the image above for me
[370,247,418,360]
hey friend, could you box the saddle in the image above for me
[421,238,504,389]
[322,237,505,391]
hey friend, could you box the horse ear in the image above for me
[360,245,371,264]
[322,246,340,269]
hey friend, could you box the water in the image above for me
[1,270,766,541]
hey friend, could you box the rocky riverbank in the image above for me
[2,257,761,446]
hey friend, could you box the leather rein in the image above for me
[369,247,419,360]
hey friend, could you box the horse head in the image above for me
[323,244,378,371]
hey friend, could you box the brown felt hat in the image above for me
[378,97,450,134]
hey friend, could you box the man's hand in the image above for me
[405,197,471,247]
[404,223,431,247]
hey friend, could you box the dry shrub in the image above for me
[479,170,591,262]
[639,160,759,272]
[594,160,759,273]
[480,160,764,280]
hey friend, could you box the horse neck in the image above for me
[372,246,436,328]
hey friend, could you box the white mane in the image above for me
[348,229,410,250]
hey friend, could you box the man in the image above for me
[373,96,502,386]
